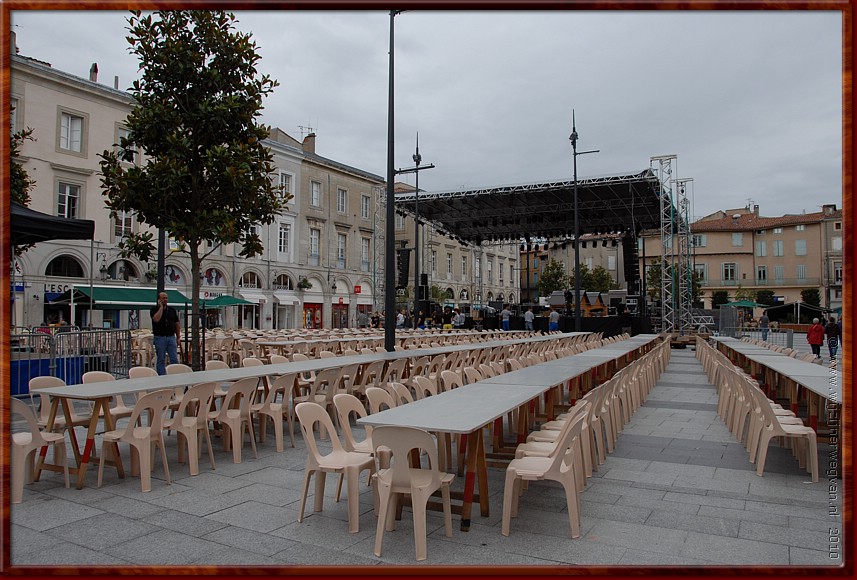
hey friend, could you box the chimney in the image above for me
[11,30,17,54]
[823,203,836,215]
[89,63,98,83]
[753,204,759,216]
[302,132,316,154]
[114,75,119,90]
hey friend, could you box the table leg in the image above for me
[808,391,819,432]
[33,397,61,481]
[475,430,489,518]
[460,430,480,532]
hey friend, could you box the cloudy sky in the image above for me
[10,8,843,221]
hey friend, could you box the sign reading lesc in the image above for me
[354,285,361,294]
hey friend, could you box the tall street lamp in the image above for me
[569,110,599,332]
[384,10,403,352]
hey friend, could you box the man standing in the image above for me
[150,291,180,375]
[523,307,535,331]
[758,310,770,342]
[548,306,560,332]
[500,305,512,331]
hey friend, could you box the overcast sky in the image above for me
[10,9,843,221]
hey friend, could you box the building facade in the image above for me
[640,204,843,311]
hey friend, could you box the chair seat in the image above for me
[507,455,553,478]
[317,450,374,472]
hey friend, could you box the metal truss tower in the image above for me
[650,154,694,335]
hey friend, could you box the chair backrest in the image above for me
[383,358,408,383]
[129,366,158,379]
[242,357,265,368]
[439,370,464,393]
[358,359,387,389]
[11,397,50,447]
[366,386,397,414]
[295,401,346,463]
[126,389,174,433]
[82,371,115,383]
[28,376,66,422]
[312,366,344,402]
[333,393,370,450]
[412,375,437,399]
[269,354,289,365]
[318,350,337,359]
[205,359,230,371]
[462,366,483,385]
[372,425,444,488]
[387,382,414,406]
[172,382,216,424]
[216,377,260,417]
[166,363,193,375]
[268,372,300,403]
[479,363,496,379]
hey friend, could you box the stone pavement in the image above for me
[9,348,842,568]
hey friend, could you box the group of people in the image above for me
[807,315,841,362]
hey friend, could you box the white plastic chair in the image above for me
[162,381,217,475]
[11,398,69,503]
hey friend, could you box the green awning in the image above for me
[49,285,190,310]
[721,300,766,308]
[202,295,253,308]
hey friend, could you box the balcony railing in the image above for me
[706,277,821,287]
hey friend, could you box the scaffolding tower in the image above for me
[650,155,693,335]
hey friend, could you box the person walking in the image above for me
[825,316,841,361]
[500,305,512,331]
[150,291,180,375]
[523,307,535,331]
[548,306,560,332]
[806,317,825,360]
[758,310,770,342]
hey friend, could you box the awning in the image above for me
[49,285,190,309]
[274,291,300,305]
[11,202,95,245]
[239,291,269,304]
[202,295,253,308]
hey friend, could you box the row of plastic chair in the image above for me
[741,336,819,363]
[697,338,818,481]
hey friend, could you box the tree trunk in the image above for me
[190,244,202,370]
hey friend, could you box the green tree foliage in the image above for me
[801,288,821,307]
[11,126,37,255]
[712,290,730,308]
[100,10,285,368]
[734,285,756,302]
[756,289,776,306]
[586,265,618,294]
[538,258,571,297]
[645,260,704,306]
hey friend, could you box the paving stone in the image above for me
[697,505,788,526]
[205,500,299,533]
[645,508,739,537]
[662,491,745,510]
[789,546,841,565]
[13,540,132,565]
[583,519,688,556]
[202,524,300,556]
[738,520,832,550]
[680,531,789,564]
[11,494,104,532]
[104,529,224,565]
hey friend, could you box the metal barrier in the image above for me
[715,327,794,348]
[10,328,132,396]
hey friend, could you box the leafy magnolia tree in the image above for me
[585,265,618,294]
[711,290,730,308]
[756,289,776,306]
[645,259,703,305]
[538,258,570,297]
[734,285,756,302]
[100,10,285,368]
[801,288,821,308]
[11,126,36,255]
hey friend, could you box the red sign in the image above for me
[338,297,344,304]
[354,285,361,294]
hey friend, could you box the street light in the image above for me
[569,110,599,332]
[384,9,401,352]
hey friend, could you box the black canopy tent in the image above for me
[764,301,834,323]
[10,202,96,326]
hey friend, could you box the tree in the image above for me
[644,259,662,300]
[712,290,730,308]
[756,289,776,306]
[801,288,821,307]
[11,126,37,255]
[100,10,285,369]
[538,258,571,297]
[585,265,618,294]
[734,285,756,302]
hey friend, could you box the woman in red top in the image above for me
[806,318,825,359]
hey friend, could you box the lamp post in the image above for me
[384,10,400,352]
[569,110,599,332]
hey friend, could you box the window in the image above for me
[834,262,842,283]
[756,265,767,282]
[487,258,494,284]
[431,250,437,275]
[59,110,84,153]
[608,255,616,271]
[10,97,18,133]
[772,240,784,257]
[693,263,707,282]
[113,210,133,242]
[834,222,842,230]
[274,273,294,290]
[755,241,766,257]
[278,223,291,260]
[337,188,347,214]
[309,228,320,266]
[722,262,737,282]
[794,240,807,256]
[731,232,743,247]
[795,224,805,231]
[585,256,593,270]
[533,258,539,268]
[337,233,346,268]
[57,182,80,218]
[447,253,453,279]
[691,234,707,248]
[395,213,405,230]
[240,272,261,288]
[310,181,321,207]
[796,265,806,281]
[509,264,514,286]
[832,236,842,251]
[461,256,467,280]
[773,227,783,234]
[361,238,371,272]
[773,265,784,281]
[361,195,370,219]
[45,255,84,277]
[474,256,481,279]
[499,262,504,284]
[279,172,293,201]
[533,273,538,284]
